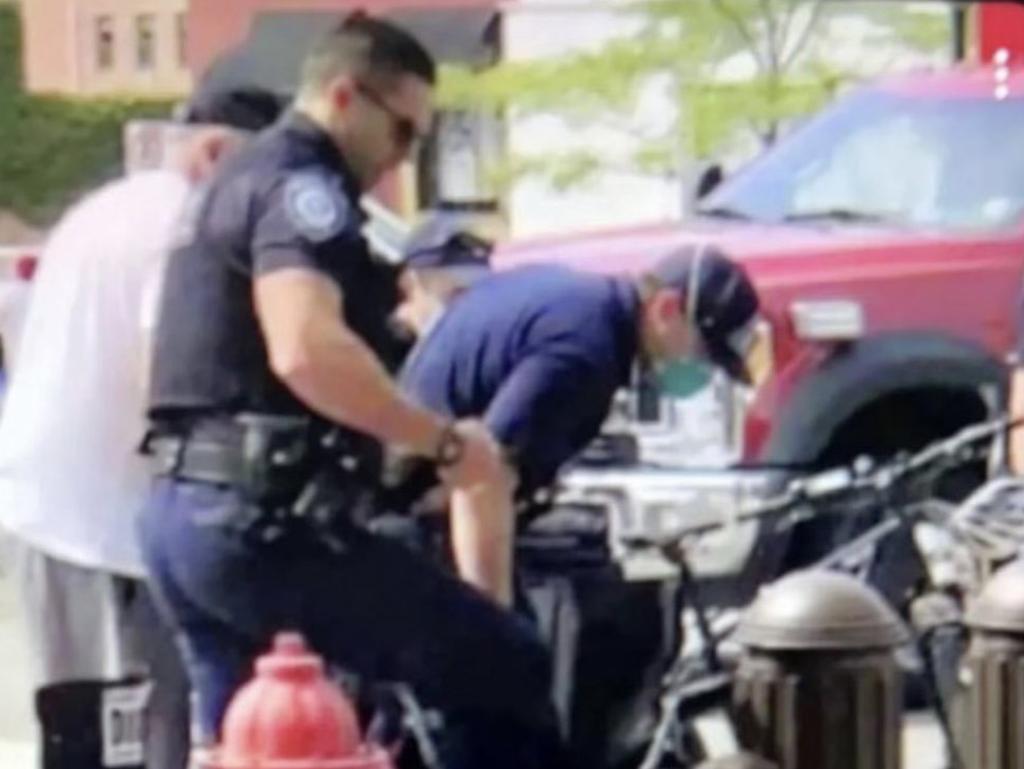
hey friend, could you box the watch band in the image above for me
[434,423,465,468]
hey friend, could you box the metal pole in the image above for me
[952,3,968,62]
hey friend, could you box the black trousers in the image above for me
[524,572,680,769]
[139,478,570,769]
[377,511,681,769]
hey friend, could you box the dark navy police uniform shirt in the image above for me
[400,264,639,492]
[149,112,402,421]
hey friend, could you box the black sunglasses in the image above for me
[355,81,426,149]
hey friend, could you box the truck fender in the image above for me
[759,332,1007,466]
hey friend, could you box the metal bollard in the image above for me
[732,571,908,769]
[959,560,1024,769]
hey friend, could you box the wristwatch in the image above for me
[434,423,466,468]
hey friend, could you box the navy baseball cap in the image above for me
[401,213,493,281]
[179,85,287,131]
[650,244,761,383]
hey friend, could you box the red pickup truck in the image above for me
[497,64,1024,587]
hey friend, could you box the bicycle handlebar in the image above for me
[622,416,1016,552]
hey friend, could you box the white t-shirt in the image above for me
[0,171,191,577]
[0,282,32,375]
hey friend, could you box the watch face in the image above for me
[438,429,464,467]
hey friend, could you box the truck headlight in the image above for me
[790,300,865,341]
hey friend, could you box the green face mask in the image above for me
[654,359,714,399]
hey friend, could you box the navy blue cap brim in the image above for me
[650,244,759,383]
[402,222,493,273]
[705,334,751,384]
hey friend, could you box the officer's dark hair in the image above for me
[301,11,436,98]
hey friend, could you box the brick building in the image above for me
[21,0,498,98]
[22,0,503,216]
[23,0,191,95]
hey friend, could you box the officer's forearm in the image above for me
[449,480,515,607]
[258,269,446,457]
[283,321,445,456]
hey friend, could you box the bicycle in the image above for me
[614,417,1018,769]
[356,418,1021,769]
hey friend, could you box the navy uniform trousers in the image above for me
[138,477,569,769]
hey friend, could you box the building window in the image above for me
[175,13,188,68]
[419,110,502,211]
[95,15,114,71]
[136,14,156,71]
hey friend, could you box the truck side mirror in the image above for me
[695,164,724,200]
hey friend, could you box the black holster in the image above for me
[145,414,383,545]
[235,413,311,502]
[290,461,381,544]
[143,412,311,501]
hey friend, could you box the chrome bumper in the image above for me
[555,465,784,581]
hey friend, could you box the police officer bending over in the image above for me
[398,244,764,658]
[401,245,764,515]
[140,15,567,769]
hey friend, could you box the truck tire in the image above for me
[761,332,1005,468]
[709,333,1006,609]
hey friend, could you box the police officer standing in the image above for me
[400,247,765,481]
[140,14,567,769]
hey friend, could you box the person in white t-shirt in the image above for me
[0,86,284,769]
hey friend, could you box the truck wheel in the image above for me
[781,385,989,582]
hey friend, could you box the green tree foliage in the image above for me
[0,6,173,226]
[439,0,950,190]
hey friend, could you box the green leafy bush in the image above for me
[0,6,172,226]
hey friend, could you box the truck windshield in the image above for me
[701,88,1024,232]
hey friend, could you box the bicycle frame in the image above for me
[632,419,1014,768]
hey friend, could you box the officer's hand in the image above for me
[441,420,512,492]
[175,127,247,183]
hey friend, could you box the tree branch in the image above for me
[710,0,766,71]
[742,113,771,147]
[780,0,798,36]
[777,0,800,68]
[781,0,827,71]
[758,0,780,75]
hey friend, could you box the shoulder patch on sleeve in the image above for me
[283,172,349,242]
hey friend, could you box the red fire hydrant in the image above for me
[197,632,394,769]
